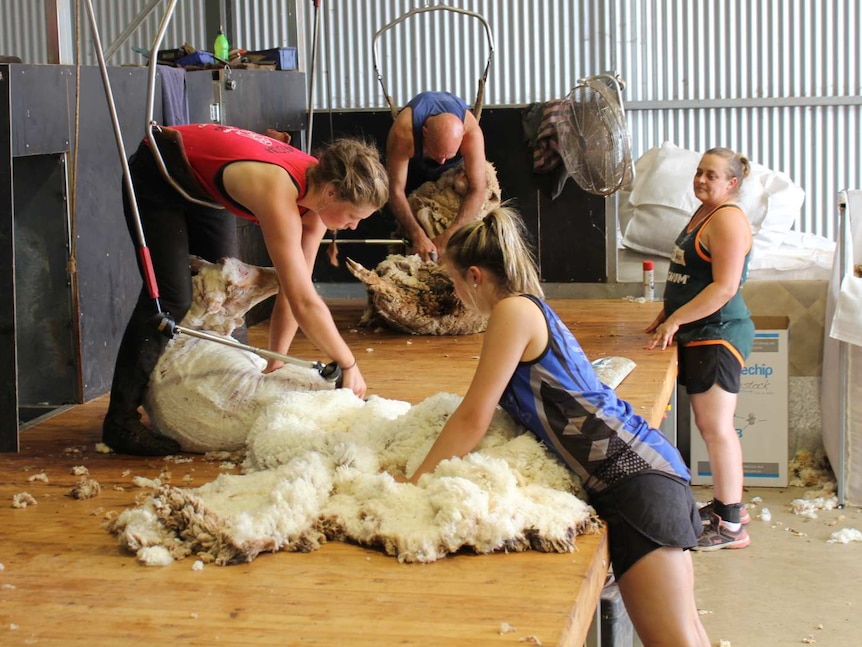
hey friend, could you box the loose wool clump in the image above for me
[69,477,101,500]
[12,492,37,509]
[109,390,599,565]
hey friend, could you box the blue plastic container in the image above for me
[245,47,297,70]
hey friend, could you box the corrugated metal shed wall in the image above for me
[315,0,616,109]
[615,0,861,240]
[229,0,301,54]
[1,0,48,64]
[0,0,208,66]
[78,0,208,67]
[311,0,860,240]
[2,0,858,239]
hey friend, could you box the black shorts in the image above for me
[677,343,742,395]
[589,472,701,580]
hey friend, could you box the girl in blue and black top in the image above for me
[403,206,710,647]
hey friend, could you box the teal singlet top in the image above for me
[663,204,755,363]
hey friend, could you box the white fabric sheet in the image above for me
[622,142,806,259]
[822,190,862,505]
[829,191,862,347]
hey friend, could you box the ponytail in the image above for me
[446,204,543,297]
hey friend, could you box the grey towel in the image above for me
[158,64,189,126]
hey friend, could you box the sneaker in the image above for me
[103,418,181,456]
[699,500,751,526]
[694,512,751,551]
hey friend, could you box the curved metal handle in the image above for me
[146,123,224,209]
[577,71,628,119]
[143,0,224,209]
[372,4,495,119]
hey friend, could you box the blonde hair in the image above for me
[446,204,544,298]
[705,147,751,193]
[308,138,389,209]
[309,138,388,266]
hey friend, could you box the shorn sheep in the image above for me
[143,256,333,453]
[347,162,501,335]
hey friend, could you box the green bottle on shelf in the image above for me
[214,26,230,62]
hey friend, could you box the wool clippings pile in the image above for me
[109,390,599,565]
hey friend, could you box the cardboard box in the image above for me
[689,316,789,486]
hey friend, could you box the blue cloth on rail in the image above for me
[158,64,189,126]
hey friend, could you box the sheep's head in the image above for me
[452,168,469,195]
[182,256,280,334]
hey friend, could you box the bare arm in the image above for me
[265,214,325,369]
[386,111,436,260]
[406,297,545,483]
[647,206,751,351]
[221,161,365,396]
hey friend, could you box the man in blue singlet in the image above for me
[385,91,487,261]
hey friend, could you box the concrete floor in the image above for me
[689,484,862,647]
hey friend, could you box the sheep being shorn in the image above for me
[347,162,501,336]
[143,256,334,453]
[109,390,600,565]
[346,254,489,335]
[406,161,502,241]
[117,256,628,565]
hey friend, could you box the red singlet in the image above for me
[169,123,316,221]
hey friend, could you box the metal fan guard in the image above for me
[556,75,633,196]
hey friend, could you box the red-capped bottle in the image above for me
[643,260,655,301]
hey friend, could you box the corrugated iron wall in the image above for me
[615,0,861,240]
[229,0,301,55]
[78,0,208,67]
[2,0,858,240]
[309,0,859,241]
[313,0,616,109]
[1,1,48,64]
[0,0,207,66]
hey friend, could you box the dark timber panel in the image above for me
[13,154,79,408]
[308,107,606,284]
[1,64,307,451]
[0,64,16,451]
